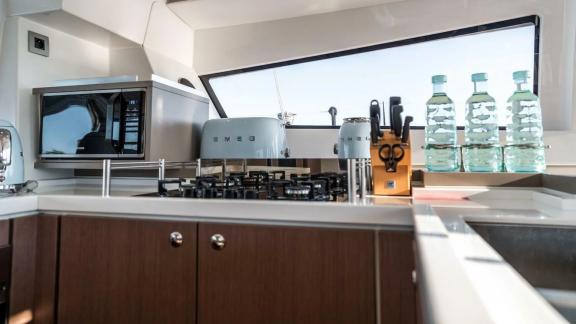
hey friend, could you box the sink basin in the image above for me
[468,223,576,322]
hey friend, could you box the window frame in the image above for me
[199,15,541,130]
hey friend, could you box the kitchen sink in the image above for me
[468,223,576,322]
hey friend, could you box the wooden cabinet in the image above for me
[0,218,10,322]
[22,216,416,324]
[197,223,376,324]
[10,215,58,324]
[57,217,198,324]
[379,230,416,324]
[0,245,10,324]
[0,220,8,247]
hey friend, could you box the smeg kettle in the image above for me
[0,120,24,189]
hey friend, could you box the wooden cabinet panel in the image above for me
[33,216,59,324]
[9,215,59,324]
[0,220,9,247]
[9,217,36,324]
[197,223,376,324]
[379,230,416,324]
[58,216,197,324]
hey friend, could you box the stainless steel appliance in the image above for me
[34,79,209,168]
[149,171,348,201]
[0,120,25,189]
[200,117,289,159]
[335,117,371,202]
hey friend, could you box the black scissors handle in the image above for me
[378,144,405,161]
[378,144,405,172]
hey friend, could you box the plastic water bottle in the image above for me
[504,71,546,172]
[463,73,502,172]
[425,75,459,172]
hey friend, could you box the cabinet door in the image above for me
[0,220,8,247]
[379,230,416,324]
[58,216,197,324]
[198,223,376,324]
[10,215,59,324]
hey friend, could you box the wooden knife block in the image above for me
[370,132,412,196]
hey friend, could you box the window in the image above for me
[201,16,539,127]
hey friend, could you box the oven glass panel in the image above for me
[41,92,121,156]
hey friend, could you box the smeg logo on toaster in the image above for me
[213,136,257,143]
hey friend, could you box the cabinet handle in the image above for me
[170,232,184,247]
[210,234,226,250]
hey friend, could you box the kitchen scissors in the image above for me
[378,144,405,172]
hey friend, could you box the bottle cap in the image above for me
[513,70,529,81]
[432,75,447,84]
[471,73,488,82]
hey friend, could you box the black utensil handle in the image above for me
[370,100,383,143]
[371,118,381,144]
[393,105,403,137]
[370,99,386,126]
[389,97,401,131]
[401,116,414,144]
[370,100,380,119]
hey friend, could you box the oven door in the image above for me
[39,89,145,159]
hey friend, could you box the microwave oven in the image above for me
[34,80,209,164]
[39,88,146,159]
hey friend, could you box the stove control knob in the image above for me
[210,234,226,250]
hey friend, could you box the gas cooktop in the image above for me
[141,171,348,202]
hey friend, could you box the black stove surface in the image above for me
[143,172,348,202]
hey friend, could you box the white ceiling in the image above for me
[168,0,404,30]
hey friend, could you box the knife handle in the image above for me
[370,100,382,143]
[389,97,401,131]
[370,100,381,122]
[393,105,403,138]
[401,116,413,144]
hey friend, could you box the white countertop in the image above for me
[412,187,573,324]
[1,179,413,226]
[1,181,574,324]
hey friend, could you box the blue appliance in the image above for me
[0,120,25,188]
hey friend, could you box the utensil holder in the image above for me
[370,132,412,196]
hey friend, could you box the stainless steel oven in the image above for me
[39,88,146,159]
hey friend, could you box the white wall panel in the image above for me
[109,46,153,80]
[144,2,194,67]
[7,0,61,16]
[0,17,18,124]
[61,0,154,44]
